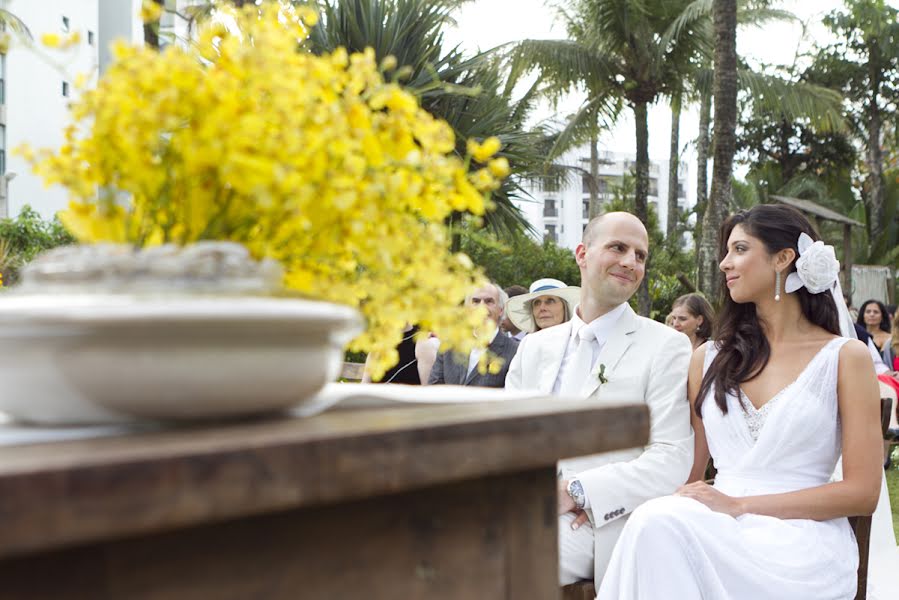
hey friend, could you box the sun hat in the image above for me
[507,278,581,333]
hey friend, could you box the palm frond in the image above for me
[505,38,617,98]
[737,8,797,28]
[546,94,621,160]
[0,8,32,41]
[778,174,830,199]
[738,71,846,132]
[659,0,711,52]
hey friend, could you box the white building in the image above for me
[1,0,195,220]
[516,146,693,251]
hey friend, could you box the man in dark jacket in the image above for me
[427,283,519,387]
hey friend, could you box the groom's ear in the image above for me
[575,242,587,268]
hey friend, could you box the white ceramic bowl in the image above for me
[0,294,362,424]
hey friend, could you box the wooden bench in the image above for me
[339,361,365,381]
[562,397,893,600]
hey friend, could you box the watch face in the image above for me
[568,480,585,508]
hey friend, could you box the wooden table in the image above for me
[0,398,648,600]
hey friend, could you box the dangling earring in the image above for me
[775,271,782,302]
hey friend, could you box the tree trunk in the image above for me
[865,40,886,246]
[588,133,600,218]
[142,0,165,49]
[693,89,711,249]
[698,0,738,306]
[666,94,681,241]
[633,102,650,225]
[633,101,651,316]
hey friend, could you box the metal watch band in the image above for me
[567,478,586,510]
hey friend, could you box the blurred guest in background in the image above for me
[506,278,580,335]
[857,299,891,351]
[428,282,519,387]
[669,293,715,350]
[362,324,440,385]
[501,284,529,341]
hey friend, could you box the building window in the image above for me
[543,198,558,218]
[545,225,557,242]
[678,183,686,199]
[582,199,589,219]
[88,30,95,45]
[648,178,658,197]
[0,54,5,105]
[62,81,69,97]
[62,16,70,33]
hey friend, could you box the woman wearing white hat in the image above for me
[506,278,581,334]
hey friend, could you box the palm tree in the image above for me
[818,0,899,249]
[678,1,846,301]
[696,0,738,304]
[506,0,711,315]
[307,0,546,241]
[509,0,709,227]
[0,3,32,51]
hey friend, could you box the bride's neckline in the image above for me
[738,337,841,411]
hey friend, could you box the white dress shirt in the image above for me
[468,328,499,376]
[552,303,629,395]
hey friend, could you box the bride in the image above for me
[599,204,883,599]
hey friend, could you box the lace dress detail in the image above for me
[740,386,791,442]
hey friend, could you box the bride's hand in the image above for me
[675,481,745,517]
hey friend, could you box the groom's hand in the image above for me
[558,479,591,529]
[558,479,576,514]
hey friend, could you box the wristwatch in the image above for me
[567,478,586,510]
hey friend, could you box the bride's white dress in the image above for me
[599,337,860,599]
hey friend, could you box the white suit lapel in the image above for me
[580,305,637,398]
[536,323,572,394]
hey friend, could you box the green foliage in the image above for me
[604,175,696,322]
[307,0,546,238]
[0,206,75,284]
[460,229,580,290]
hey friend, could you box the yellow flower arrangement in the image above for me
[19,3,508,380]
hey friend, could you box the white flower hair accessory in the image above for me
[784,232,841,295]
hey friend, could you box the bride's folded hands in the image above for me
[675,481,744,518]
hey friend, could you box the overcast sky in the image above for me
[444,0,866,190]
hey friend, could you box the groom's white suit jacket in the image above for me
[506,304,694,578]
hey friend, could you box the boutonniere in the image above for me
[595,363,609,385]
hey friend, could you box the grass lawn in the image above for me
[887,467,899,541]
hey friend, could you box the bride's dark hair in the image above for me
[695,204,840,416]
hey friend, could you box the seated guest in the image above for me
[427,282,519,387]
[501,284,529,341]
[883,305,899,372]
[880,307,899,443]
[858,299,891,351]
[362,324,440,384]
[506,278,580,335]
[669,293,715,350]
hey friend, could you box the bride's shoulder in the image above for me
[836,337,871,362]
[688,341,713,373]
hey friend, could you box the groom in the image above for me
[505,212,694,586]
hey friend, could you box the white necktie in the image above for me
[559,328,596,397]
